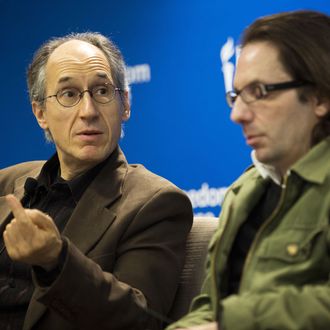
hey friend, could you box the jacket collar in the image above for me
[2,146,127,253]
[249,136,330,187]
[61,146,128,254]
[0,165,42,228]
[22,146,128,330]
[291,137,330,185]
[1,146,127,241]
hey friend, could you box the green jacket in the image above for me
[168,137,330,330]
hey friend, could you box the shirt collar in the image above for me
[35,153,109,203]
[251,150,286,187]
[67,158,107,202]
[36,153,60,189]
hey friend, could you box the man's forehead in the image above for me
[234,41,288,87]
[46,40,112,82]
[50,40,106,61]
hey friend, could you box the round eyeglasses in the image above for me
[226,80,310,108]
[41,83,122,108]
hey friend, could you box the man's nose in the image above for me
[230,97,253,124]
[78,91,99,118]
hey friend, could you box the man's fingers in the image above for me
[26,209,57,231]
[5,194,29,222]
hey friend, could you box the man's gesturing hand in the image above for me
[3,194,63,271]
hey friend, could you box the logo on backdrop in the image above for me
[126,64,151,84]
[185,38,241,217]
[184,183,227,217]
[126,63,231,218]
[220,37,240,92]
[126,64,151,104]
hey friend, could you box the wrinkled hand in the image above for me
[3,194,63,271]
[176,322,219,330]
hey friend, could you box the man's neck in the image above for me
[251,151,286,186]
[59,159,102,181]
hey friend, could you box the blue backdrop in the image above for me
[1,0,329,216]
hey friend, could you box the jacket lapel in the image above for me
[23,292,47,330]
[229,170,268,229]
[0,166,41,229]
[0,164,44,330]
[62,147,127,254]
[213,170,269,271]
[24,147,128,329]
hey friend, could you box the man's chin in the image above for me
[77,147,112,164]
[254,149,273,165]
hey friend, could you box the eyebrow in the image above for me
[57,73,111,85]
[233,80,262,91]
[57,76,72,84]
[96,72,109,79]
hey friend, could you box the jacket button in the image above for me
[286,243,299,256]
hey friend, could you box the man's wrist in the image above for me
[33,238,68,286]
[40,238,64,271]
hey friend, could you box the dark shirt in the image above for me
[226,180,282,295]
[0,153,106,330]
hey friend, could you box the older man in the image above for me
[168,10,330,330]
[0,33,193,330]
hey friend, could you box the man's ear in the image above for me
[315,101,330,118]
[121,91,131,121]
[32,101,49,130]
[311,92,330,118]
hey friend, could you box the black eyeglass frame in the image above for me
[40,83,123,108]
[226,80,311,108]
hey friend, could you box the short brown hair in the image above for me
[241,10,330,145]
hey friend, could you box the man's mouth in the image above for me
[76,130,103,142]
[245,134,263,147]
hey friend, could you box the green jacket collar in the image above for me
[291,137,330,185]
